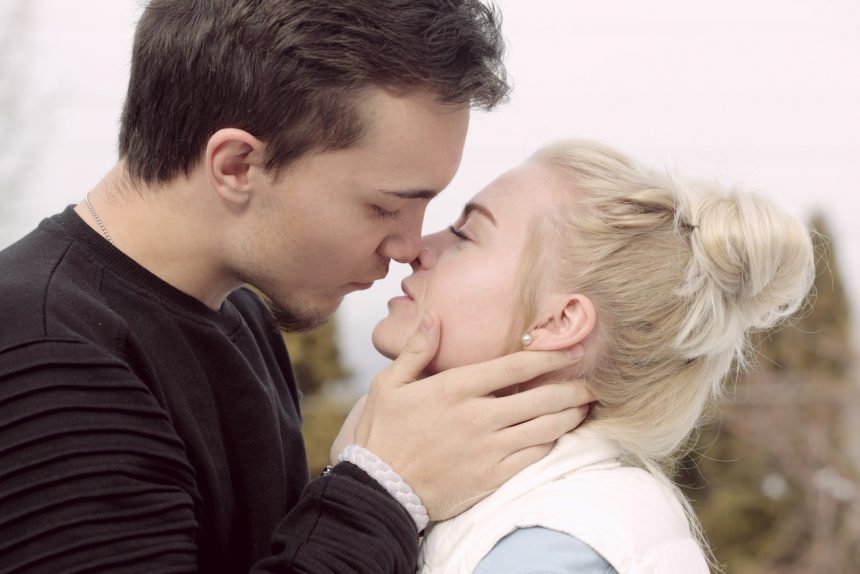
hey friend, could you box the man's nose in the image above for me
[378,229,422,264]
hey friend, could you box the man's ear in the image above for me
[527,294,596,351]
[205,128,266,206]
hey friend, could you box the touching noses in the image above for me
[409,230,451,271]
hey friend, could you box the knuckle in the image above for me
[369,370,391,391]
[403,332,424,354]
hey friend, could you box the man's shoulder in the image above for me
[0,215,76,297]
[0,217,122,356]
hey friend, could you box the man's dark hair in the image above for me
[119,0,509,184]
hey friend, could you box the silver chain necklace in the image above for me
[84,193,113,244]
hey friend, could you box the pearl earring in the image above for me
[521,333,534,347]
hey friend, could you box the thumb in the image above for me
[384,311,440,386]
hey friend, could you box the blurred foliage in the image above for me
[283,319,355,476]
[751,213,853,378]
[283,321,350,396]
[300,393,354,476]
[680,214,859,573]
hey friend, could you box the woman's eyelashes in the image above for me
[372,205,400,221]
[447,225,470,241]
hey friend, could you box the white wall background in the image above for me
[4,0,858,392]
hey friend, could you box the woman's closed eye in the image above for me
[447,225,471,241]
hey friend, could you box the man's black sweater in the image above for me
[0,207,417,573]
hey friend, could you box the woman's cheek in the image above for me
[434,290,518,371]
[428,319,498,373]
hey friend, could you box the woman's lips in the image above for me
[400,280,415,300]
[387,279,416,307]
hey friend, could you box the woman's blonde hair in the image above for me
[522,140,815,564]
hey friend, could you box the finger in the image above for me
[496,405,589,452]
[491,380,594,429]
[494,442,555,482]
[376,311,440,387]
[456,345,584,397]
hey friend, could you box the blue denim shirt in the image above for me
[474,527,618,574]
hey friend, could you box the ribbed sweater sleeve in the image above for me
[255,463,419,573]
[0,346,419,574]
[0,345,201,573]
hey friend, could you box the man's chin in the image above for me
[262,296,334,333]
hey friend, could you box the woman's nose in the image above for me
[410,231,450,271]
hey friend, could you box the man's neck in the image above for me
[74,162,242,310]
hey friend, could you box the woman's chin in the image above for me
[375,346,399,360]
[371,323,403,360]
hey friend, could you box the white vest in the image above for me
[418,429,710,573]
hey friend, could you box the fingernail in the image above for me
[420,312,436,332]
[567,344,584,361]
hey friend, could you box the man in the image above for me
[0,1,590,571]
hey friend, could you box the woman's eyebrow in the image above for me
[462,202,497,226]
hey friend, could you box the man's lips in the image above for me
[355,270,388,286]
[347,271,388,291]
[368,263,390,284]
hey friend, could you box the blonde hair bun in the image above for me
[675,182,815,362]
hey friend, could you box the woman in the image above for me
[350,140,815,573]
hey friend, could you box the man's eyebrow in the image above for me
[379,189,438,200]
[463,202,497,226]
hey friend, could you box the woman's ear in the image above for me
[526,294,596,351]
[205,128,266,206]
